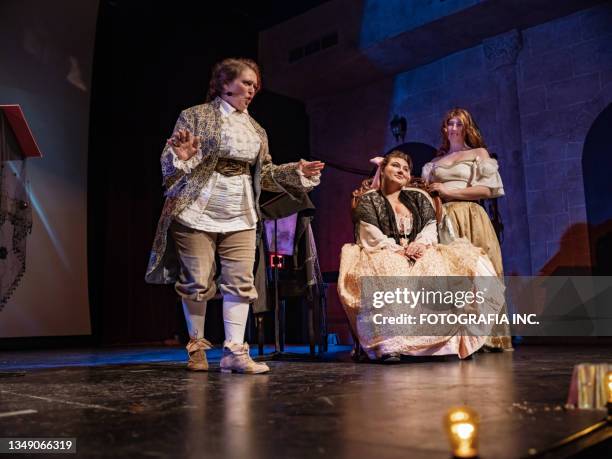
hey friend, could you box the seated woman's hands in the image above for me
[404,242,426,260]
[298,159,325,177]
[167,129,201,161]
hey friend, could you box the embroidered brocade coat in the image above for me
[145,98,310,284]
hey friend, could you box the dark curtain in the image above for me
[88,1,312,344]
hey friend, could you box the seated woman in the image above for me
[337,151,504,360]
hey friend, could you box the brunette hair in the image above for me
[206,58,261,102]
[437,108,486,156]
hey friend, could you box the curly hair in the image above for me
[206,58,262,102]
[437,108,486,156]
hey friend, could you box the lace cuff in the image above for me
[171,147,203,173]
[296,167,321,187]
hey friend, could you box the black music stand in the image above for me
[253,192,325,362]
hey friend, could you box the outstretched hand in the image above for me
[167,129,201,161]
[298,160,325,177]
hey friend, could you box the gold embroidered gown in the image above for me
[337,188,505,360]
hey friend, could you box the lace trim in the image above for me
[171,148,203,174]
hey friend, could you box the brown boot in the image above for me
[186,338,212,371]
[220,341,270,374]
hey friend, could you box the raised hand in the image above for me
[167,129,201,161]
[298,160,325,177]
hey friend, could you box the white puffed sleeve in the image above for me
[414,219,438,245]
[358,221,404,253]
[421,162,434,183]
[470,158,505,198]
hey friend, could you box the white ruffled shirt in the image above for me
[172,98,319,233]
[173,98,261,232]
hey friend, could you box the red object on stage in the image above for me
[0,104,43,158]
[269,253,284,269]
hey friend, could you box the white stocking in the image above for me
[182,299,207,339]
[223,295,249,344]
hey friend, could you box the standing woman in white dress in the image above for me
[422,108,511,350]
[145,58,324,373]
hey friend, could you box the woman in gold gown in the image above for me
[338,152,504,360]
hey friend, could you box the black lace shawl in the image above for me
[352,189,437,245]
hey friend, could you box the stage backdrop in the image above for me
[0,0,98,338]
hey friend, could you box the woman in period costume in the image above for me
[422,108,511,350]
[337,152,504,360]
[145,58,324,374]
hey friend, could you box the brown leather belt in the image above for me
[214,157,250,176]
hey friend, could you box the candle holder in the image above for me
[444,406,479,458]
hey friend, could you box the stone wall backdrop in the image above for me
[517,6,612,275]
[261,1,612,342]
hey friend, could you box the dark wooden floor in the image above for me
[0,345,610,458]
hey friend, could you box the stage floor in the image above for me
[0,345,610,458]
